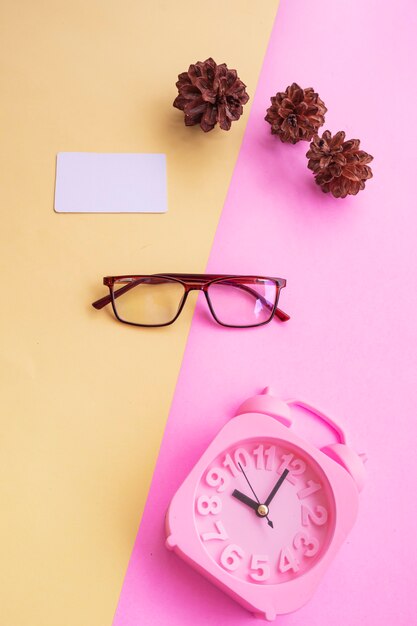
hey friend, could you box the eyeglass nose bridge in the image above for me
[183,282,210,293]
[180,282,212,313]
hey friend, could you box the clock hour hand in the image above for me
[231,489,273,528]
[264,469,289,507]
[232,489,259,512]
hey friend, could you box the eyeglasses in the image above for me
[92,274,289,328]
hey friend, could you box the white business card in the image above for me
[54,152,167,213]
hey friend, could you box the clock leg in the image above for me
[165,535,177,550]
[253,608,276,621]
[263,608,277,622]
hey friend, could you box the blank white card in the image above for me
[54,152,167,213]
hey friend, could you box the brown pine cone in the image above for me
[265,83,327,144]
[173,57,249,132]
[307,130,373,198]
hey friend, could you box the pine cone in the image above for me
[173,57,249,132]
[265,83,327,144]
[307,130,373,198]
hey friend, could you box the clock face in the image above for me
[194,438,335,584]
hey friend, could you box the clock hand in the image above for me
[231,489,259,512]
[264,469,289,508]
[238,462,260,503]
[237,463,274,529]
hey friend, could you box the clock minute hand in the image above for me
[264,469,290,507]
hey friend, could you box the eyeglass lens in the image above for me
[207,278,277,326]
[112,278,185,325]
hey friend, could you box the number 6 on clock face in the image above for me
[194,437,334,584]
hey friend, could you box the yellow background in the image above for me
[0,1,278,624]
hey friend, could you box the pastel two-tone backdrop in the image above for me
[1,1,416,626]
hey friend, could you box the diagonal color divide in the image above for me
[113,1,417,625]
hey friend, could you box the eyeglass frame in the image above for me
[92,273,290,328]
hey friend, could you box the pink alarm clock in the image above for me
[165,389,365,621]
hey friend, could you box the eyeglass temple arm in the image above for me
[92,278,171,310]
[275,308,290,322]
[92,293,113,309]
[92,278,290,322]
[92,281,141,309]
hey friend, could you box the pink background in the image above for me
[113,1,417,624]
